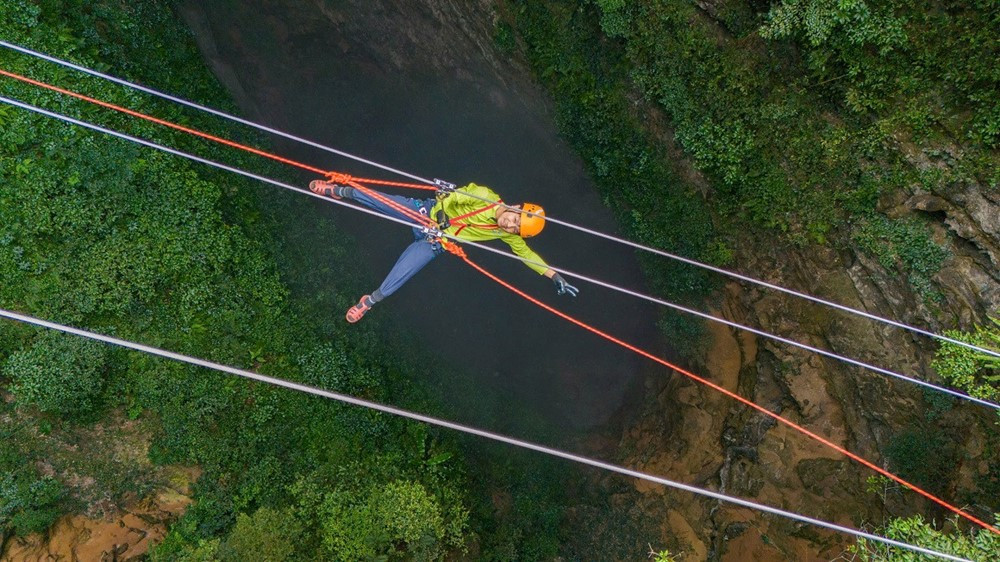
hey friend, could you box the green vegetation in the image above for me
[851,515,1000,561]
[932,317,1000,508]
[6,331,108,418]
[933,317,1000,405]
[313,479,465,560]
[0,1,478,558]
[0,424,65,536]
[851,214,949,303]
[649,547,680,562]
[218,507,302,561]
[859,478,999,560]
[502,0,998,320]
[885,427,957,497]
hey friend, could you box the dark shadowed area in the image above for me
[177,0,672,430]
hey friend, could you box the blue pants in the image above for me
[350,189,444,298]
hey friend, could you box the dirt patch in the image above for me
[1,466,198,562]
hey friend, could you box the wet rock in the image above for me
[908,190,1000,270]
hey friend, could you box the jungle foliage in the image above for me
[933,317,1000,405]
[500,0,1000,554]
[851,514,1000,561]
[0,1,478,559]
[502,0,996,332]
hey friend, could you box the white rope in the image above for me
[463,242,1000,410]
[2,93,994,413]
[3,39,996,362]
[0,39,435,186]
[0,308,974,562]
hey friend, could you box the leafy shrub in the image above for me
[851,514,1000,561]
[219,507,303,562]
[851,214,949,302]
[594,0,631,38]
[493,20,516,55]
[320,479,464,561]
[0,441,65,537]
[932,317,1000,404]
[148,537,221,562]
[5,331,108,418]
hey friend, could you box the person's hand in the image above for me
[551,273,579,297]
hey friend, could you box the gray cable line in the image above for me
[2,93,994,413]
[463,242,1000,410]
[0,308,975,562]
[0,40,1000,364]
[2,39,996,362]
[0,39,435,186]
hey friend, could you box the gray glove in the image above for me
[551,273,579,297]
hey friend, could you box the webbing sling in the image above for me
[440,200,501,236]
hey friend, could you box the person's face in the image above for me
[497,206,522,235]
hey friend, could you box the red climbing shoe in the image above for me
[346,295,373,323]
[309,180,342,199]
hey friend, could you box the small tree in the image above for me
[321,480,462,561]
[0,466,65,537]
[4,332,108,418]
[219,507,303,561]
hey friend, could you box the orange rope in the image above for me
[0,68,436,191]
[443,242,1000,536]
[346,181,437,229]
[350,177,437,191]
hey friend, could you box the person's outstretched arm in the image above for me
[504,235,579,298]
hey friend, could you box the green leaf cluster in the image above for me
[932,318,1000,405]
[318,479,460,560]
[0,1,475,557]
[4,331,108,418]
[850,214,949,303]
[217,507,303,562]
[0,423,66,536]
[852,514,1000,561]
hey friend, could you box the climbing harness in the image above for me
[440,201,501,236]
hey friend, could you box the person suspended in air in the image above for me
[309,179,579,323]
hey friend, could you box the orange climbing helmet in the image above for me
[519,203,546,238]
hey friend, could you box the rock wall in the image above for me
[176,0,533,127]
[616,132,1000,559]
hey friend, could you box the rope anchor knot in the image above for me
[325,171,353,184]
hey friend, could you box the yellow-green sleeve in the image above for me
[455,183,501,214]
[502,233,549,275]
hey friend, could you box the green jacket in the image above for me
[430,183,549,275]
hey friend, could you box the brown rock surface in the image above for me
[1,467,198,562]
